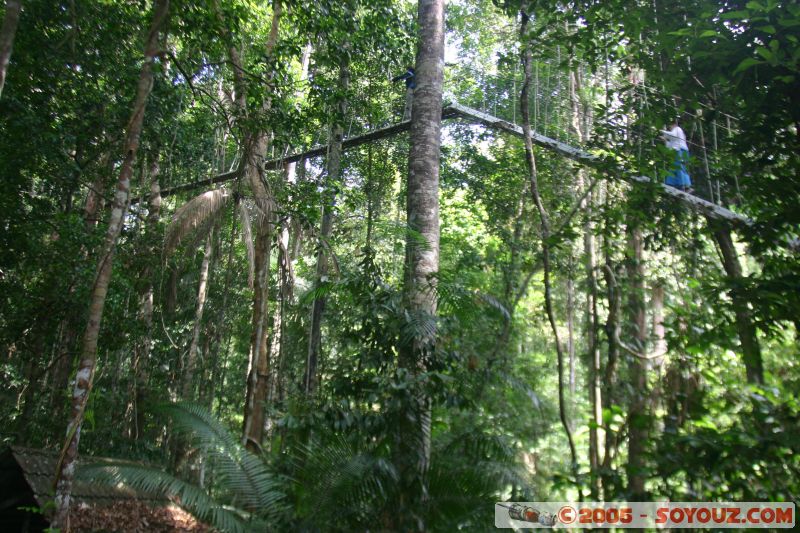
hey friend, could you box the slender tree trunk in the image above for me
[583,187,603,499]
[182,231,213,400]
[651,283,666,361]
[568,59,602,495]
[625,224,648,500]
[206,200,239,410]
[305,59,349,395]
[52,144,115,430]
[133,171,161,440]
[396,0,445,527]
[52,1,169,528]
[0,0,22,99]
[566,263,575,395]
[50,324,76,427]
[15,351,37,443]
[83,151,114,231]
[271,45,309,405]
[711,225,764,384]
[520,9,579,495]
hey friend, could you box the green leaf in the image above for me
[722,10,750,20]
[733,57,763,75]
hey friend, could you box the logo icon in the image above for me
[504,503,557,526]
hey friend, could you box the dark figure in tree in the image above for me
[393,66,416,119]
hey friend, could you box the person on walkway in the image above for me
[392,66,415,119]
[661,119,693,192]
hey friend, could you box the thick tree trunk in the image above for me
[625,224,648,500]
[182,231,213,400]
[711,225,764,384]
[242,144,272,451]
[397,0,445,526]
[305,59,349,395]
[229,0,282,452]
[0,0,22,99]
[52,1,169,528]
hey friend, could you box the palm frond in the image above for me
[238,201,255,289]
[157,403,287,516]
[427,431,526,528]
[367,219,430,252]
[299,280,338,305]
[400,310,437,347]
[80,463,249,533]
[165,189,231,256]
[436,280,511,321]
[294,436,397,527]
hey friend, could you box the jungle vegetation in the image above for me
[1,0,798,531]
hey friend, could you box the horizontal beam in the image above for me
[139,107,462,203]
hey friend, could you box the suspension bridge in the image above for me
[147,65,754,230]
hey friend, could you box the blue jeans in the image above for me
[665,149,692,188]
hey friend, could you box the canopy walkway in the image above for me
[150,100,750,229]
[148,63,752,227]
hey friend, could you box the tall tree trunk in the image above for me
[229,0,282,452]
[271,45,309,405]
[206,199,240,410]
[711,225,764,384]
[182,231,213,400]
[305,58,349,395]
[625,224,649,500]
[242,148,272,451]
[52,1,169,528]
[133,169,161,440]
[0,0,22,99]
[568,60,602,496]
[601,231,621,495]
[397,0,445,527]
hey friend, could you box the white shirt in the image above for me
[662,125,689,151]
